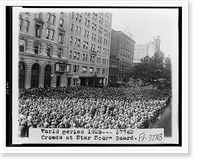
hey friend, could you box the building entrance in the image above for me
[31,63,40,88]
[19,62,25,89]
[56,76,61,87]
[44,65,51,88]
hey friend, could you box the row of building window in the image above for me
[69,36,110,54]
[121,46,134,54]
[71,24,82,35]
[46,28,65,43]
[19,17,110,47]
[19,39,109,61]
[46,12,109,27]
[120,59,132,65]
[68,64,108,75]
[19,39,64,58]
[71,12,83,23]
[19,18,30,32]
[121,37,134,47]
[92,13,98,21]
[75,12,111,26]
[109,68,119,76]
[20,12,110,31]
[35,24,42,38]
[120,52,133,60]
[85,12,90,17]
[71,12,111,31]
[19,13,65,33]
[47,13,56,24]
[72,20,110,36]
[119,64,133,72]
[92,22,97,31]
[68,50,109,64]
[104,20,110,28]
[119,65,133,72]
[69,28,109,44]
[110,59,119,67]
[99,16,103,25]
[105,13,111,19]
[46,13,65,28]
[22,21,64,44]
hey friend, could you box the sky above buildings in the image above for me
[111,9,178,58]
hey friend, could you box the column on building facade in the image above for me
[106,68,109,85]
[50,63,56,88]
[26,38,34,54]
[40,42,47,56]
[79,77,82,86]
[51,72,57,88]
[78,78,81,86]
[69,77,73,87]
[66,75,72,86]
[60,73,67,87]
[25,59,33,89]
[62,47,68,59]
[52,45,58,58]
[39,62,45,88]
[103,77,106,85]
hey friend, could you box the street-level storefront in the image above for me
[44,64,52,88]
[18,59,109,89]
[66,75,80,86]
[18,59,68,89]
[79,76,106,86]
[66,75,106,87]
[19,61,26,89]
[31,63,40,88]
[54,62,68,87]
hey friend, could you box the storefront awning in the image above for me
[67,75,79,78]
[79,76,105,79]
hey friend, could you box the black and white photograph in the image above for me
[2,0,188,154]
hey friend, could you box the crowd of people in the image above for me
[18,86,171,137]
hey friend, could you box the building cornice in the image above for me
[120,32,135,43]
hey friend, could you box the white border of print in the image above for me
[12,7,179,146]
[1,0,188,154]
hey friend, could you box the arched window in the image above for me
[44,65,51,88]
[31,63,40,88]
[19,62,25,89]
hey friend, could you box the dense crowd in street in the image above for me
[18,86,171,137]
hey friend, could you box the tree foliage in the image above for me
[163,57,172,83]
[131,53,172,88]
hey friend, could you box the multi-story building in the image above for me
[18,11,112,89]
[133,44,148,63]
[18,12,70,89]
[109,55,119,83]
[133,36,165,63]
[67,12,112,86]
[109,30,135,83]
[147,41,155,56]
[154,36,161,53]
